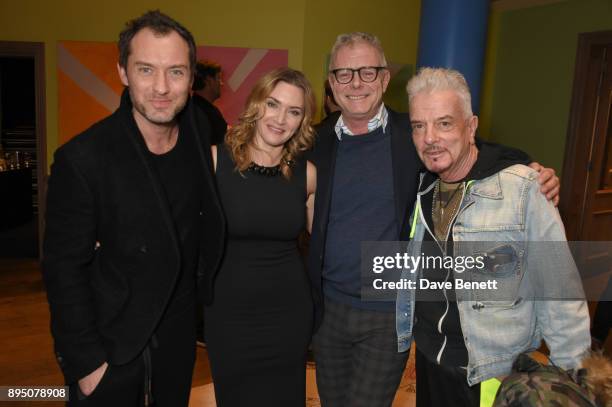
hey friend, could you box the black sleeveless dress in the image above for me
[204,146,313,406]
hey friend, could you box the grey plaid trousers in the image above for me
[312,298,409,407]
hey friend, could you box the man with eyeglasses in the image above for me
[307,32,561,406]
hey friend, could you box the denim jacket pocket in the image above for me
[459,242,524,308]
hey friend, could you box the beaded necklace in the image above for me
[246,162,282,177]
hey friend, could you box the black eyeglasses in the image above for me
[330,66,387,84]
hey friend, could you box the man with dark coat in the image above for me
[307,32,422,406]
[42,10,224,406]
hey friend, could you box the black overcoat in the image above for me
[42,90,225,383]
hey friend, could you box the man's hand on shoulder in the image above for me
[529,162,560,206]
[78,361,108,396]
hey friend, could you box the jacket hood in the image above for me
[465,138,531,181]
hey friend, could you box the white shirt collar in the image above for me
[334,104,388,140]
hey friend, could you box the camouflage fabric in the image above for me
[493,353,597,407]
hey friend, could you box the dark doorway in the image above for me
[0,42,46,259]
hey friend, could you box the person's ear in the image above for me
[117,62,129,87]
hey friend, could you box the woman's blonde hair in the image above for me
[225,67,316,178]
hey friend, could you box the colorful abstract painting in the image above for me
[57,41,288,145]
[196,46,288,127]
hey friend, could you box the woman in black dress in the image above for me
[204,68,316,406]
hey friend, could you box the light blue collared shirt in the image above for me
[334,104,388,140]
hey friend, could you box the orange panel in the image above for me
[58,70,112,146]
[60,41,123,95]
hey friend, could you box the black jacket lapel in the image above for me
[388,108,420,239]
[312,115,339,237]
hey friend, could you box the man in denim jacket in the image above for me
[395,67,590,407]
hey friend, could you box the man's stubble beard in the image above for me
[132,96,188,126]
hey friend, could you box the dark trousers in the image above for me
[312,298,409,407]
[68,297,196,407]
[415,347,480,407]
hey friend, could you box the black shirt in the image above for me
[149,130,202,314]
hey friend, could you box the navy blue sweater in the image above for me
[322,126,397,311]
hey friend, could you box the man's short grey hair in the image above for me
[406,67,473,118]
[329,32,387,70]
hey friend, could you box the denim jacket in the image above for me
[396,164,590,385]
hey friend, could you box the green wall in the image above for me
[0,0,420,167]
[483,0,612,175]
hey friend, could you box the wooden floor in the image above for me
[1,258,609,407]
[0,258,417,407]
[0,258,212,407]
